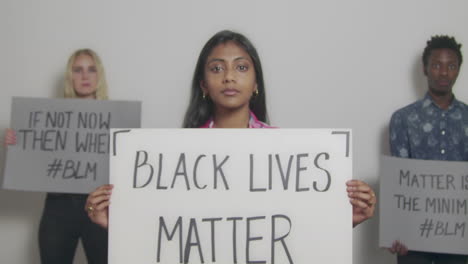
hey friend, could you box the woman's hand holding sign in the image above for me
[86,184,113,229]
[4,128,16,147]
[347,179,376,227]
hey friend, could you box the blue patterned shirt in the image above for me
[389,93,468,161]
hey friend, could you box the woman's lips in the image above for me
[222,88,239,96]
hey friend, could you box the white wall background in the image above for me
[1,0,467,263]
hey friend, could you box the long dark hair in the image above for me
[183,30,269,128]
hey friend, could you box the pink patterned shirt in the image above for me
[199,111,273,128]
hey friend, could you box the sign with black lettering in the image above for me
[109,129,352,264]
[2,97,141,193]
[379,155,468,254]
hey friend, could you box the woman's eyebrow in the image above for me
[207,56,250,64]
[206,58,225,64]
[234,56,250,62]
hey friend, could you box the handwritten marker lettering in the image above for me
[46,159,97,181]
[47,159,63,178]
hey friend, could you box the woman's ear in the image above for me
[200,80,208,94]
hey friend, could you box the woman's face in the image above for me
[71,54,98,99]
[201,41,257,112]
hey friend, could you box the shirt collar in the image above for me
[200,111,266,128]
[422,92,462,111]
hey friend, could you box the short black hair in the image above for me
[422,35,463,67]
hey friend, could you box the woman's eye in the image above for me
[432,64,440,69]
[72,67,82,73]
[449,64,457,70]
[89,67,97,73]
[237,65,248,71]
[210,66,223,73]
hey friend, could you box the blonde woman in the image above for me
[4,49,108,264]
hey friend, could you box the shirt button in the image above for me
[441,130,446,135]
[441,149,446,154]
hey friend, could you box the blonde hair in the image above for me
[64,48,109,99]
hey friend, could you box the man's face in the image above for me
[425,48,460,96]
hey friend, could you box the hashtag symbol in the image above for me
[47,159,63,178]
[419,218,434,238]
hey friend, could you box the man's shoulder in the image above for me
[454,97,468,110]
[391,98,423,118]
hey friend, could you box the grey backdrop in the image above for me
[1,0,468,263]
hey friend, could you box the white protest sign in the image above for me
[2,97,141,194]
[109,129,352,264]
[379,155,468,254]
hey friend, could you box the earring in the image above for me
[203,92,206,100]
[253,89,259,97]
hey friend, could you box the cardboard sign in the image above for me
[109,129,352,264]
[379,155,468,254]
[2,97,141,193]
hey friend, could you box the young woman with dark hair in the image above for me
[86,30,376,230]
[183,30,268,128]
